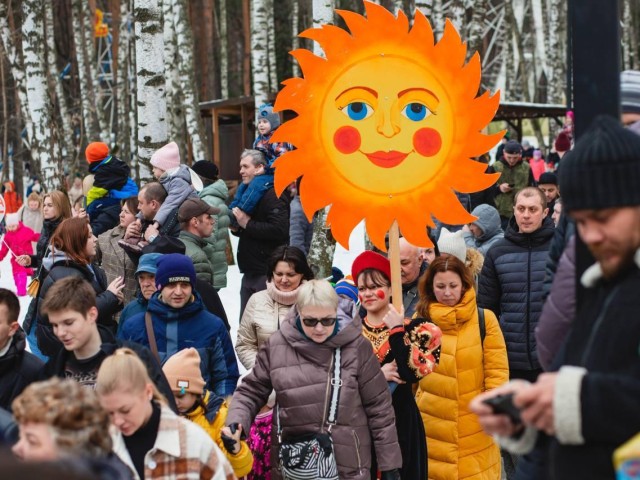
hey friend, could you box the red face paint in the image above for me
[376,290,385,299]
[358,294,364,302]
[334,126,361,154]
[413,128,442,157]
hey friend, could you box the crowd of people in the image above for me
[0,75,639,480]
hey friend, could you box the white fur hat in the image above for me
[437,227,467,263]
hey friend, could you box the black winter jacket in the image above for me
[29,217,62,270]
[35,259,122,358]
[41,327,177,412]
[0,329,44,411]
[89,201,121,237]
[548,258,640,479]
[477,216,554,371]
[235,187,290,275]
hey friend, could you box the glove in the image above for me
[380,469,401,480]
[221,423,241,454]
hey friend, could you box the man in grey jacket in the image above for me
[463,204,504,256]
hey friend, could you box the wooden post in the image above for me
[388,221,403,312]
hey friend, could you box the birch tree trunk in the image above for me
[220,0,229,98]
[22,0,60,190]
[530,0,548,90]
[0,3,31,160]
[291,0,301,77]
[44,1,72,162]
[134,0,166,180]
[448,0,466,33]
[307,0,337,279]
[266,0,278,92]
[72,0,101,142]
[172,0,206,161]
[467,0,486,56]
[546,0,565,103]
[622,0,636,70]
[117,0,133,161]
[162,0,185,149]
[431,0,444,39]
[393,1,404,15]
[251,0,270,109]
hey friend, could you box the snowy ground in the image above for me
[14,222,367,363]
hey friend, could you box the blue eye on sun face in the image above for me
[343,102,374,121]
[402,103,429,121]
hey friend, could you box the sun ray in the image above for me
[273,1,500,250]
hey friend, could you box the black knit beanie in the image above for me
[559,115,640,211]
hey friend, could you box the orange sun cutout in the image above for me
[272,1,502,250]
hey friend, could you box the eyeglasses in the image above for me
[300,316,337,327]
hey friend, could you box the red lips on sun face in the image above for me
[333,125,443,168]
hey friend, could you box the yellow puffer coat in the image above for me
[416,289,508,480]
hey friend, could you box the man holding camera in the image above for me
[472,116,640,479]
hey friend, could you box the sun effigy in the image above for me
[272,1,501,250]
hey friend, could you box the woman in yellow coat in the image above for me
[415,255,508,480]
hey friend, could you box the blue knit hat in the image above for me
[334,277,359,303]
[257,104,280,130]
[136,253,162,276]
[155,254,196,291]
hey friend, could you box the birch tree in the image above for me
[44,1,72,161]
[467,0,487,56]
[220,0,229,98]
[72,0,101,142]
[307,0,336,278]
[117,0,136,163]
[134,0,166,179]
[251,0,270,109]
[162,0,185,149]
[291,0,301,77]
[172,0,207,160]
[546,0,565,103]
[447,0,466,33]
[266,0,278,92]
[22,0,60,190]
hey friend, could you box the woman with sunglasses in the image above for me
[225,279,402,479]
[353,250,443,480]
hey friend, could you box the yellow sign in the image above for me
[273,2,501,250]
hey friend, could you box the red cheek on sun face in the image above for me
[334,126,361,154]
[376,290,385,299]
[413,128,442,157]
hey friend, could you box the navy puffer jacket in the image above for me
[477,216,554,371]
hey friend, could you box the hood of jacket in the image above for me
[42,251,73,271]
[199,179,228,203]
[428,288,477,332]
[164,164,192,184]
[471,204,503,241]
[279,297,363,364]
[146,290,205,322]
[504,215,555,248]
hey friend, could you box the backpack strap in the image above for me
[478,308,486,346]
[145,312,161,364]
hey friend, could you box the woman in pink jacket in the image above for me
[0,213,40,296]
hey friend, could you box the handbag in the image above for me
[277,347,342,480]
[27,277,39,297]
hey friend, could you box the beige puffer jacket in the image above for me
[227,299,403,479]
[235,281,301,370]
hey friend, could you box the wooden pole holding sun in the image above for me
[272,1,501,311]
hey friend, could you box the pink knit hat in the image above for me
[150,142,181,172]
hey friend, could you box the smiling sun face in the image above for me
[272,2,501,250]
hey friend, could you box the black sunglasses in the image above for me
[300,316,337,327]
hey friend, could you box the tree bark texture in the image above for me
[251,0,270,109]
[134,0,166,180]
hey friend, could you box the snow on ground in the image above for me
[15,222,367,364]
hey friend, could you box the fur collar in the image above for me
[581,248,640,288]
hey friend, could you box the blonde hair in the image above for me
[43,190,72,220]
[296,279,339,311]
[27,192,42,207]
[12,378,112,457]
[96,347,167,405]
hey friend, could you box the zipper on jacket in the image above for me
[526,241,534,370]
[352,430,362,471]
[320,353,334,433]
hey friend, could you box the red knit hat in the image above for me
[352,251,391,283]
[554,132,571,153]
[85,142,110,163]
